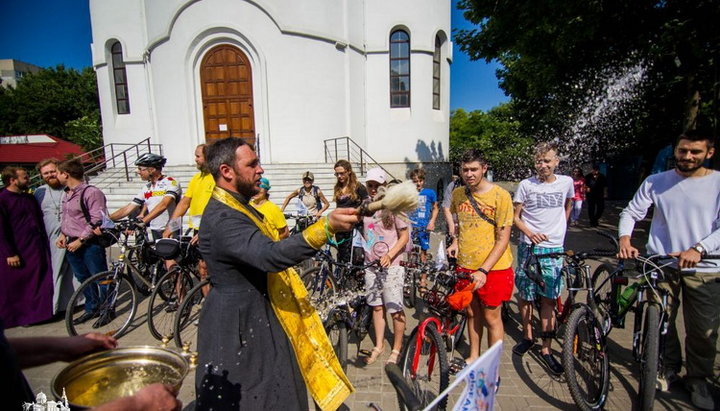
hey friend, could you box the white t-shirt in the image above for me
[514,175,574,247]
[619,169,720,271]
[132,175,182,231]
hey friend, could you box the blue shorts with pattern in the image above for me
[412,228,430,251]
[515,242,565,301]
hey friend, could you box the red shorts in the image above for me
[456,266,515,308]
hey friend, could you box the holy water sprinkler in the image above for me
[357,180,419,217]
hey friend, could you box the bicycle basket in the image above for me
[154,238,181,260]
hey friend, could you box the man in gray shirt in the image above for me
[618,129,720,410]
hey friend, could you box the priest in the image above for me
[196,137,357,410]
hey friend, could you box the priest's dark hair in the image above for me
[206,137,252,180]
[57,159,85,180]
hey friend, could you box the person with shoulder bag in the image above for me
[55,159,113,327]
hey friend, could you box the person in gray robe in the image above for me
[34,159,77,315]
[196,138,358,410]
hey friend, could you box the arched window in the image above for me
[433,35,441,110]
[389,30,410,108]
[111,41,130,114]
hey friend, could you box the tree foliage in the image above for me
[450,104,534,180]
[455,0,719,162]
[0,65,102,150]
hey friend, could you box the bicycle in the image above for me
[402,228,435,309]
[123,222,167,296]
[146,235,201,341]
[284,212,319,272]
[542,237,618,411]
[65,220,142,338]
[173,277,210,349]
[593,254,719,411]
[399,267,470,410]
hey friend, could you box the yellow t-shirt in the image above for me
[185,172,215,229]
[252,200,288,233]
[450,184,514,271]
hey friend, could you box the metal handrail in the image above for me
[323,136,396,181]
[28,137,162,190]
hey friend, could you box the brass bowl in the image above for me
[51,346,189,409]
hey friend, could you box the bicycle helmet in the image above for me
[135,153,167,168]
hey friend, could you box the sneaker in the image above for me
[686,379,715,411]
[92,311,116,328]
[541,353,563,376]
[657,370,680,392]
[512,339,534,356]
[72,311,97,325]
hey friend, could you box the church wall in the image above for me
[90,0,155,148]
[145,0,355,165]
[363,0,451,164]
[90,0,450,167]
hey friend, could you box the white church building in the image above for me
[89,0,451,173]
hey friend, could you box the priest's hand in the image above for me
[328,208,360,232]
[7,255,20,268]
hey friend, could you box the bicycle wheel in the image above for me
[399,323,449,410]
[323,308,348,372]
[300,266,337,314]
[174,279,209,349]
[638,303,661,411]
[65,271,138,338]
[562,305,609,411]
[404,269,417,309]
[147,269,194,340]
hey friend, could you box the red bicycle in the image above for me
[398,268,470,410]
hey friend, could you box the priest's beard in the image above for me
[233,168,260,198]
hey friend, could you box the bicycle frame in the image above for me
[631,268,670,363]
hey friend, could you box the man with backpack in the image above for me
[55,159,111,327]
[281,171,330,217]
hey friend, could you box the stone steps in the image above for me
[93,163,342,222]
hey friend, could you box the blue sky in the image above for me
[0,0,507,112]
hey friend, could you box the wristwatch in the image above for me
[476,267,489,275]
[691,243,706,257]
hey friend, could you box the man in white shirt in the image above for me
[512,142,573,376]
[110,153,182,240]
[618,129,720,411]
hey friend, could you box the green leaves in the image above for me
[0,65,102,151]
[454,0,719,162]
[450,105,534,180]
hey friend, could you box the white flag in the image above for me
[423,340,503,411]
[435,238,448,270]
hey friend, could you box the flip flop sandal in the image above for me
[448,357,468,375]
[361,346,384,365]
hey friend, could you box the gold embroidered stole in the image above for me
[212,188,353,410]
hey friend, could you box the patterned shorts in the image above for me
[413,228,430,251]
[365,265,404,314]
[515,242,565,301]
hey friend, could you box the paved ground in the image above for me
[8,201,720,410]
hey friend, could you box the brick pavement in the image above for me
[7,201,720,410]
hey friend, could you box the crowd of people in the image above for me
[1,130,718,410]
